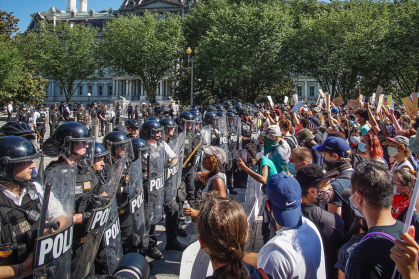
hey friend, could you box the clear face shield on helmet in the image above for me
[184,120,196,134]
[93,151,112,174]
[64,136,96,166]
[7,152,44,186]
[164,124,178,140]
[150,126,165,141]
[108,139,135,162]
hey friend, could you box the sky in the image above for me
[1,0,121,32]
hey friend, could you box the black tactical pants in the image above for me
[50,123,59,134]
[164,199,180,243]
[128,111,133,119]
[119,205,138,255]
[35,124,45,144]
[100,120,106,135]
[115,117,120,126]
[142,203,157,250]
[182,165,196,201]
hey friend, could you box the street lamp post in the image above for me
[186,47,198,109]
[87,92,91,110]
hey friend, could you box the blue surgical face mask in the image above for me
[350,192,363,218]
[358,141,367,153]
[287,162,302,176]
[337,123,341,127]
[350,136,360,144]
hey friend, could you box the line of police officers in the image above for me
[0,100,261,278]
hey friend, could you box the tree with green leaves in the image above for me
[100,12,182,103]
[19,21,103,103]
[0,37,22,96]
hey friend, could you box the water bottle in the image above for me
[183,201,192,224]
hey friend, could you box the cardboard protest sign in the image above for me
[291,101,304,113]
[326,94,330,112]
[376,95,384,113]
[332,96,344,106]
[383,95,392,107]
[267,96,274,108]
[292,94,299,104]
[370,93,376,107]
[413,93,418,116]
[179,241,213,279]
[359,94,363,103]
[284,96,288,104]
[347,100,361,110]
[375,85,383,105]
[319,89,324,98]
[319,98,324,108]
[402,96,414,116]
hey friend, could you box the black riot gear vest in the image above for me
[181,127,201,167]
[37,111,47,125]
[50,109,61,123]
[241,120,252,146]
[210,125,221,146]
[0,183,40,265]
[75,110,85,124]
[116,160,132,214]
[17,110,29,123]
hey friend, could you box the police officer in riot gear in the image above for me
[98,103,107,136]
[125,119,140,138]
[147,103,154,117]
[139,120,169,259]
[115,103,122,126]
[176,112,200,202]
[49,102,64,134]
[127,104,133,119]
[75,104,86,126]
[102,131,136,255]
[133,105,141,121]
[225,111,238,195]
[140,103,148,119]
[223,100,232,111]
[90,102,99,124]
[42,122,98,278]
[203,112,220,146]
[154,103,161,117]
[160,118,187,251]
[0,136,48,278]
[15,104,30,125]
[0,121,36,147]
[33,104,47,147]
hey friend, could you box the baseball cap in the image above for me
[295,164,338,189]
[265,173,302,228]
[203,146,226,164]
[331,107,339,114]
[313,136,351,158]
[113,125,132,136]
[267,125,281,137]
[297,128,315,143]
[387,135,409,147]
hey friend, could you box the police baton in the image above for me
[182,141,202,168]
[35,130,43,140]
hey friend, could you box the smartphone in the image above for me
[239,149,247,163]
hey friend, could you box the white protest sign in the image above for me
[244,176,264,227]
[326,93,330,112]
[179,241,213,279]
[284,96,288,104]
[267,96,274,108]
[291,101,304,113]
[292,94,299,104]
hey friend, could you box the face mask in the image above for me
[337,123,341,127]
[264,136,279,155]
[350,192,363,218]
[315,188,334,205]
[394,186,400,196]
[288,162,302,176]
[387,146,399,157]
[350,136,360,144]
[358,141,367,153]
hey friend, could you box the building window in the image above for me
[59,86,63,95]
[98,85,103,96]
[310,86,315,97]
[108,86,112,96]
[44,85,49,95]
[297,86,302,96]
[79,86,83,95]
[88,85,93,95]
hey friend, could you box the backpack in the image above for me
[283,135,299,150]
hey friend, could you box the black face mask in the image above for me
[323,158,351,172]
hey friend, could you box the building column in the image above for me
[160,80,163,96]
[113,80,116,95]
[305,80,308,101]
[141,84,144,96]
[51,81,55,96]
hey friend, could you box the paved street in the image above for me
[0,113,263,278]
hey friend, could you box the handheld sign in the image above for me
[292,94,298,104]
[413,93,418,116]
[402,96,414,116]
[359,94,363,103]
[179,241,213,279]
[291,101,304,113]
[332,96,344,106]
[326,94,330,112]
[376,95,384,113]
[375,85,383,106]
[267,96,274,108]
[284,96,288,104]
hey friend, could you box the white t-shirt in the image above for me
[149,141,177,159]
[7,104,13,113]
[391,159,414,173]
[257,217,326,279]
[0,182,65,222]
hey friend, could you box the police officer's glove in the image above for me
[75,194,90,214]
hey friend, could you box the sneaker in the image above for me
[177,228,188,237]
[147,246,163,260]
[165,240,187,251]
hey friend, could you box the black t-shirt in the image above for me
[206,261,268,279]
[329,170,354,207]
[301,203,346,279]
[345,220,404,279]
[335,233,366,272]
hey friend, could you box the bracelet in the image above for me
[18,263,23,278]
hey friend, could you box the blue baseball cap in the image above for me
[313,136,351,158]
[266,173,302,228]
[331,107,339,114]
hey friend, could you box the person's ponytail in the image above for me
[220,247,249,279]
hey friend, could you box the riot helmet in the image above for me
[203,111,219,126]
[20,104,28,111]
[88,142,111,172]
[0,136,43,186]
[37,104,44,110]
[125,119,140,137]
[0,121,36,141]
[53,102,59,108]
[41,122,95,165]
[160,118,178,140]
[214,104,223,112]
[189,108,201,117]
[147,116,160,122]
[131,138,149,163]
[216,111,226,118]
[139,120,164,141]
[103,131,134,161]
[235,101,242,106]
[223,100,232,110]
[175,111,194,128]
[78,104,83,109]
